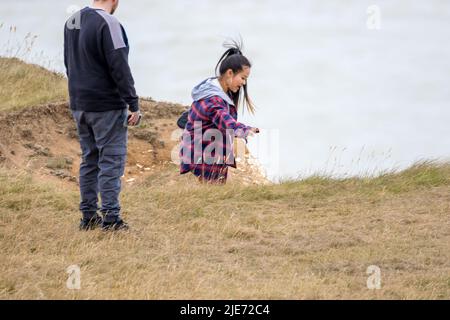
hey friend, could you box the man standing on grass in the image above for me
[64,0,140,231]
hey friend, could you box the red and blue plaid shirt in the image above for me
[180,96,252,176]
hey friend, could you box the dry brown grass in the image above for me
[1,161,449,299]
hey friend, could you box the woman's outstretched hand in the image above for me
[249,127,260,136]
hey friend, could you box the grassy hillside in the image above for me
[0,57,67,111]
[1,162,449,299]
[0,58,449,299]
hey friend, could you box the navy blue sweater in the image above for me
[64,7,139,112]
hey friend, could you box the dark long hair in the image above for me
[215,39,256,114]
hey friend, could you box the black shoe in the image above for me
[101,218,129,231]
[79,215,103,231]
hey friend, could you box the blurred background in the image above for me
[1,0,449,181]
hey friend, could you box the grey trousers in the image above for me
[72,109,128,222]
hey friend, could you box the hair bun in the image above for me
[229,48,242,56]
[223,37,244,56]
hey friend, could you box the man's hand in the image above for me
[128,111,141,126]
